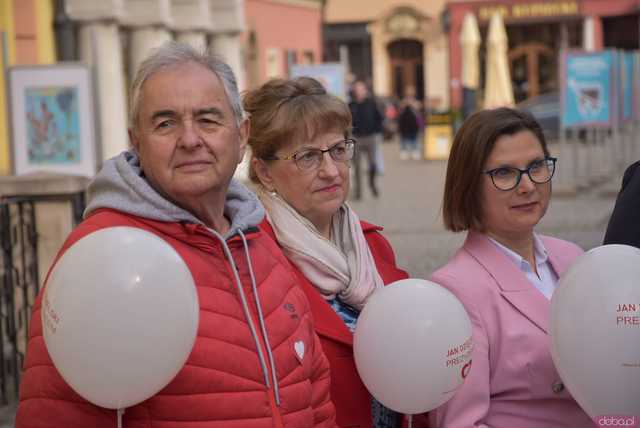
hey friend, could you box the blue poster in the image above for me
[622,52,634,122]
[561,51,615,128]
[25,86,80,164]
[635,52,640,119]
[290,63,346,100]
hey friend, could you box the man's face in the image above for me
[130,61,247,208]
[353,82,368,101]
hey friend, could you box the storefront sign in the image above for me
[561,50,616,128]
[477,1,579,22]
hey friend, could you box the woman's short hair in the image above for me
[442,107,549,232]
[243,77,352,183]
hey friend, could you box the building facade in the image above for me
[244,0,322,86]
[0,0,56,176]
[0,0,323,174]
[325,0,640,113]
[447,0,640,109]
[323,0,451,111]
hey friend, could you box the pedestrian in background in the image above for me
[397,85,423,161]
[349,80,384,199]
[245,76,410,427]
[16,42,336,428]
[428,108,594,428]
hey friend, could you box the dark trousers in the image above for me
[353,134,379,199]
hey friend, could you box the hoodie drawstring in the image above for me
[207,227,281,406]
[238,229,281,406]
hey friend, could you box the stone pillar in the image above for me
[67,0,129,161]
[583,15,604,52]
[177,31,207,50]
[77,22,129,161]
[426,30,449,111]
[583,16,595,51]
[130,28,172,77]
[209,34,245,89]
[122,0,173,81]
[209,0,246,91]
[368,20,390,97]
[171,0,211,51]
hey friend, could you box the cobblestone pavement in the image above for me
[349,139,623,280]
[0,139,625,426]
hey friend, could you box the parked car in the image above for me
[517,91,560,141]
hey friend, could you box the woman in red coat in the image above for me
[244,77,410,427]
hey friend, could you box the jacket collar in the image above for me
[301,279,354,346]
[463,230,569,334]
[260,218,354,345]
[360,220,383,233]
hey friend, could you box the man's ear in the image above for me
[237,117,250,163]
[252,157,275,192]
[129,128,139,152]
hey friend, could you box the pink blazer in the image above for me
[428,231,595,428]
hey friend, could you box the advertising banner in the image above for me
[621,51,634,124]
[561,50,616,128]
[290,63,347,100]
[633,52,640,119]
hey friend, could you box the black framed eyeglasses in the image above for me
[484,157,557,191]
[264,139,356,171]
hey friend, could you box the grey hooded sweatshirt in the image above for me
[84,150,264,237]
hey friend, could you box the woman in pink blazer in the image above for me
[428,108,594,428]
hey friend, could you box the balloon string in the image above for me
[407,414,413,428]
[117,408,124,428]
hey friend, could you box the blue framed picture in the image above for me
[290,63,347,100]
[9,64,98,176]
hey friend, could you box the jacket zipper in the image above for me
[221,253,285,428]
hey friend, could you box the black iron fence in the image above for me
[0,182,86,405]
[0,198,38,404]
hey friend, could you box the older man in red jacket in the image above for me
[16,41,336,428]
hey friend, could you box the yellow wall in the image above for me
[35,0,55,64]
[0,0,55,175]
[0,0,15,175]
[325,0,447,23]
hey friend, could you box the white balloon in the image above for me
[551,244,640,419]
[42,226,199,409]
[354,279,473,414]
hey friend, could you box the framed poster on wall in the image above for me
[8,63,98,177]
[290,63,347,100]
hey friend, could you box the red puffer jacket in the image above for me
[17,209,336,428]
[261,219,415,427]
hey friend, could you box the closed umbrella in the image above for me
[484,12,515,109]
[460,13,481,118]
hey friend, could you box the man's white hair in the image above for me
[129,41,244,128]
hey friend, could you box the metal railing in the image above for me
[0,198,38,404]
[0,179,86,406]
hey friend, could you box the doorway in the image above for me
[508,42,555,103]
[388,39,424,100]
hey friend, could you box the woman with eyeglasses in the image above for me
[244,77,410,428]
[428,108,594,427]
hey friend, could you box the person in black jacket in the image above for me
[397,86,422,161]
[349,81,384,199]
[603,161,640,247]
